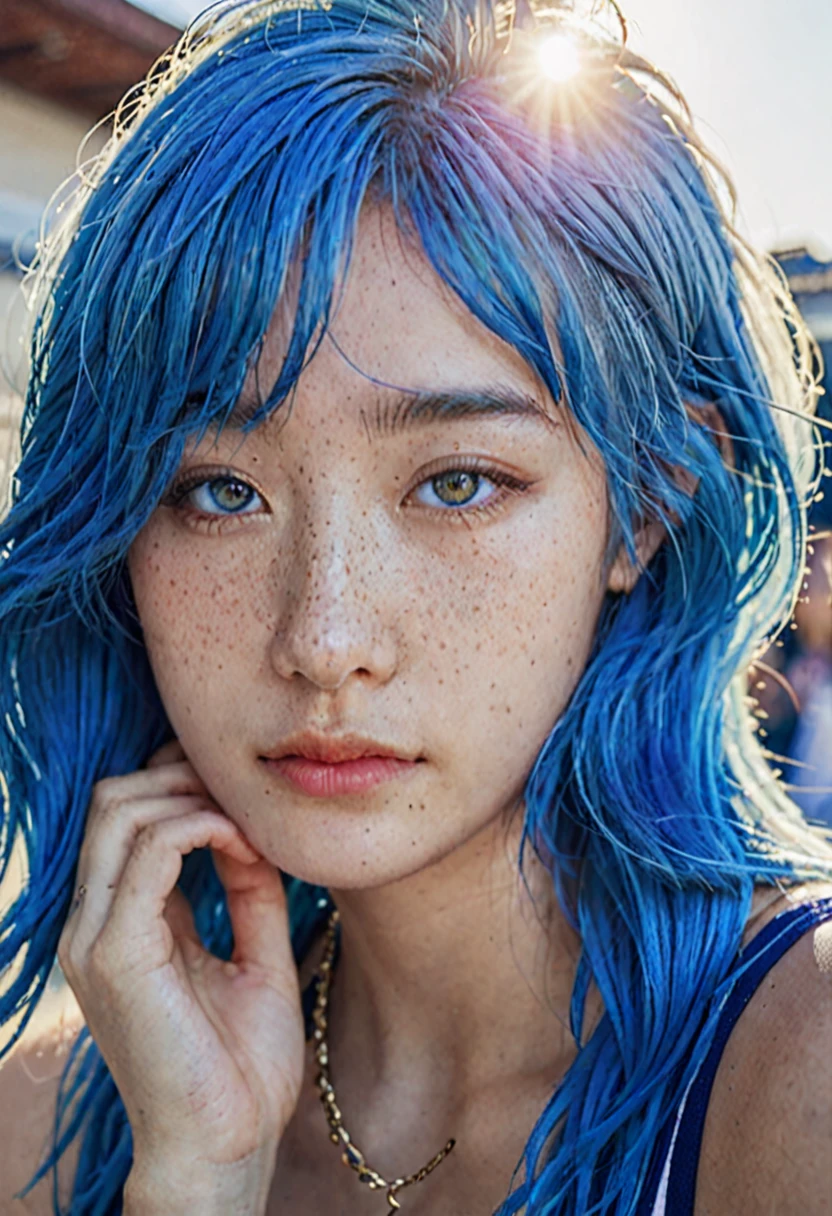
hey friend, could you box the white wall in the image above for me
[0,82,107,502]
[0,80,102,202]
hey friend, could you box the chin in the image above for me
[253,812,469,893]
[270,849,433,892]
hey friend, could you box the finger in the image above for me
[86,763,210,833]
[211,850,292,979]
[72,794,220,953]
[146,739,186,769]
[62,867,207,991]
[80,763,210,873]
[163,886,203,949]
[102,812,260,974]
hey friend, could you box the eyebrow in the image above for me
[221,384,559,437]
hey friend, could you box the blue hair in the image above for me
[2,1,831,1212]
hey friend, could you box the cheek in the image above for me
[128,526,269,729]
[410,484,609,775]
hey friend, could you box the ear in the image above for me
[605,515,667,595]
[605,402,736,596]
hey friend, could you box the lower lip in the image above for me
[262,755,421,797]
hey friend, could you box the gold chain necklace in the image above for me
[312,908,457,1210]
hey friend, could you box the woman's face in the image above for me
[128,206,628,889]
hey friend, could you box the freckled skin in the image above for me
[128,205,625,892]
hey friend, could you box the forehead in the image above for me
[246,204,555,424]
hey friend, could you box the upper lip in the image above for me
[262,732,421,764]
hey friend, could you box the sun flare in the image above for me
[537,32,581,83]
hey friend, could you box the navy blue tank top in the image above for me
[639,894,832,1214]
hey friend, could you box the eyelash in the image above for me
[165,457,534,530]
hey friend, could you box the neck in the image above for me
[326,807,594,1119]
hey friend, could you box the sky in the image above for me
[128,0,832,257]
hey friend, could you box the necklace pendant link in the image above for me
[313,907,457,1208]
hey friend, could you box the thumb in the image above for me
[211,850,295,982]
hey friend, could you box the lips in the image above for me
[260,732,424,798]
[262,731,420,765]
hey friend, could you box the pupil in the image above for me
[434,471,478,505]
[212,479,251,511]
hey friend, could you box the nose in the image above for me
[267,506,399,692]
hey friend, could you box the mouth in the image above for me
[260,732,425,798]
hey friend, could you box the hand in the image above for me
[57,740,305,1212]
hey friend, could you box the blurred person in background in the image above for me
[778,533,832,825]
[750,404,832,825]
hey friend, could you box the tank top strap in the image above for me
[643,894,832,1215]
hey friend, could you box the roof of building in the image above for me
[774,247,832,297]
[0,0,179,119]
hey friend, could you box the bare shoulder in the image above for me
[0,994,85,1216]
[695,882,832,1216]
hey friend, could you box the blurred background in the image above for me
[0,0,830,826]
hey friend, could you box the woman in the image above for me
[1,1,831,1212]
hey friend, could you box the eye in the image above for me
[411,462,529,513]
[169,473,264,517]
[415,469,491,509]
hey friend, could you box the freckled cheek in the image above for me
[412,519,606,758]
[128,536,269,691]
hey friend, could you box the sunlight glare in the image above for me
[537,33,581,83]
